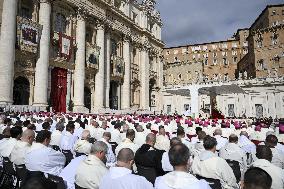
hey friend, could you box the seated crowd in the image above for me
[0,112,283,189]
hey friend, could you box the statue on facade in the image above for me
[238,72,243,80]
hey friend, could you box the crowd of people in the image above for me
[0,111,283,189]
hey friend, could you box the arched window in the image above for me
[55,13,67,33]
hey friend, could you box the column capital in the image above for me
[95,20,105,31]
[76,7,88,21]
[39,0,53,3]
[123,35,131,43]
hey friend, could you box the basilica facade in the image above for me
[0,0,164,113]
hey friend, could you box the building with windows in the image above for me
[162,4,284,118]
[0,0,164,113]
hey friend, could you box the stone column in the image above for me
[66,71,72,112]
[140,48,150,110]
[189,85,200,118]
[33,0,51,107]
[121,37,131,109]
[0,0,18,105]
[94,23,105,111]
[104,31,111,108]
[73,13,86,112]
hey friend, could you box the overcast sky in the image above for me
[156,0,283,47]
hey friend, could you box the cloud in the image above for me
[156,0,283,47]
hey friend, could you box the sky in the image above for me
[156,0,283,47]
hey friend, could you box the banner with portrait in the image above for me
[59,33,73,61]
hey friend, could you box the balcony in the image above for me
[111,55,125,82]
[16,16,42,56]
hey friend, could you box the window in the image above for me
[213,59,217,65]
[221,43,228,49]
[211,44,217,50]
[166,51,170,55]
[272,10,276,16]
[243,41,248,47]
[213,52,217,58]
[203,53,208,58]
[256,34,263,48]
[204,58,208,66]
[203,46,208,51]
[228,104,235,117]
[55,13,67,33]
[184,104,190,111]
[178,73,182,80]
[243,49,248,55]
[271,32,278,45]
[167,105,171,114]
[232,51,237,56]
[222,52,227,57]
[232,43,237,48]
[233,57,238,63]
[258,59,264,70]
[111,40,117,55]
[224,73,228,81]
[21,7,32,19]
[223,58,228,65]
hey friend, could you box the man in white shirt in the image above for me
[25,130,66,176]
[238,131,256,154]
[10,129,35,165]
[191,135,238,189]
[115,129,139,156]
[75,141,108,189]
[241,167,272,189]
[74,130,92,156]
[219,134,247,180]
[264,134,284,169]
[155,143,211,189]
[111,122,122,145]
[155,126,170,151]
[98,132,116,167]
[134,124,146,148]
[50,122,64,147]
[161,137,181,172]
[60,122,76,152]
[176,127,194,154]
[251,145,284,189]
[213,128,228,151]
[100,148,153,189]
[0,126,23,158]
[193,131,206,157]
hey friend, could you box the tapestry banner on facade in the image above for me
[59,33,73,61]
[17,16,42,53]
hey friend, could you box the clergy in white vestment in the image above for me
[238,132,256,154]
[251,145,284,189]
[190,127,203,145]
[115,129,139,156]
[191,135,238,189]
[60,155,87,189]
[213,128,228,151]
[110,122,122,145]
[10,129,35,165]
[193,131,206,157]
[0,126,23,158]
[155,126,170,151]
[60,122,76,152]
[25,130,66,176]
[73,120,84,140]
[176,127,194,154]
[74,130,92,156]
[264,134,284,169]
[50,122,64,147]
[134,125,146,148]
[75,141,108,189]
[219,134,247,179]
[161,137,182,172]
[155,143,211,189]
[98,132,116,167]
[99,148,153,189]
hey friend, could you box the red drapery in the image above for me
[51,67,67,113]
